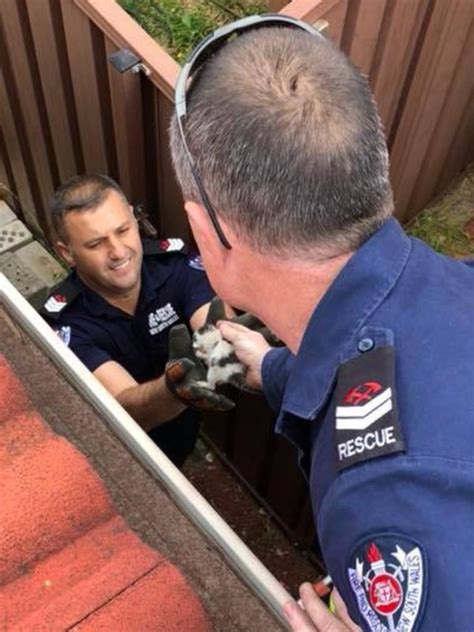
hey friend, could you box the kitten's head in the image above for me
[192,324,222,361]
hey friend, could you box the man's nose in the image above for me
[108,237,127,259]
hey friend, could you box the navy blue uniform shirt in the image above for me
[262,219,474,631]
[41,240,214,466]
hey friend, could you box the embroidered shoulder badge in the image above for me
[348,535,426,631]
[334,346,405,471]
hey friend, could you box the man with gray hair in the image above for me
[170,15,473,632]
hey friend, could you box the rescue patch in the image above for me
[334,346,404,470]
[44,293,68,313]
[54,325,71,346]
[348,535,425,631]
[148,302,179,335]
[187,254,205,271]
[159,238,185,252]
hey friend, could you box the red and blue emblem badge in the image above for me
[348,535,425,631]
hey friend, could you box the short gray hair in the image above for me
[170,27,393,256]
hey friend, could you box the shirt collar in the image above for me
[281,218,411,419]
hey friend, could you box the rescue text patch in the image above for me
[334,346,404,471]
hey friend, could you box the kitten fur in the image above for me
[192,324,245,390]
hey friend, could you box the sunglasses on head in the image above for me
[175,14,326,250]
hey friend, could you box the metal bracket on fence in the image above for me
[108,48,151,77]
[313,20,329,37]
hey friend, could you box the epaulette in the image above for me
[142,237,189,256]
[39,275,81,320]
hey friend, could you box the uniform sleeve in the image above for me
[50,320,112,373]
[315,455,474,631]
[173,255,216,322]
[261,347,294,412]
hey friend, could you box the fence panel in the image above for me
[389,0,474,219]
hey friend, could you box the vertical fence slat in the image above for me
[319,0,348,47]
[406,21,474,215]
[155,93,190,239]
[25,0,78,183]
[389,0,473,220]
[60,0,109,173]
[1,0,56,235]
[105,39,147,205]
[0,68,37,230]
[264,438,308,527]
[231,395,276,489]
[0,127,15,199]
[340,0,388,76]
[370,0,432,138]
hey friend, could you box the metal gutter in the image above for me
[0,273,293,628]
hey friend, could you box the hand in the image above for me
[165,324,235,411]
[283,583,361,632]
[217,321,271,390]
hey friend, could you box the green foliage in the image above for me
[407,214,472,258]
[119,0,267,63]
[405,166,474,258]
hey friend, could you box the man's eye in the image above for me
[88,242,101,249]
[118,226,129,234]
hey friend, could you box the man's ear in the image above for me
[56,240,75,267]
[184,201,209,236]
[184,200,232,253]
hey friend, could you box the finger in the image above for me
[331,589,361,631]
[168,324,193,360]
[217,321,252,341]
[283,600,317,632]
[206,296,226,325]
[299,583,345,632]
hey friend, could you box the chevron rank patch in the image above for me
[159,238,185,252]
[334,346,405,471]
[44,293,68,313]
[347,535,425,631]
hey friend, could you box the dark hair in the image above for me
[50,174,128,241]
[170,27,393,256]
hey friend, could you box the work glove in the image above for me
[165,323,235,412]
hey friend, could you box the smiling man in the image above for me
[40,174,231,467]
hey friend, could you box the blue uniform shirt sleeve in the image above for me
[315,454,474,631]
[262,347,294,412]
[172,255,215,322]
[53,320,112,374]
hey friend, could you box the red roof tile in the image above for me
[0,355,212,630]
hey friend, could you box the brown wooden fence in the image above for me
[1,0,473,550]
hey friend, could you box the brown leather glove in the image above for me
[165,323,235,411]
